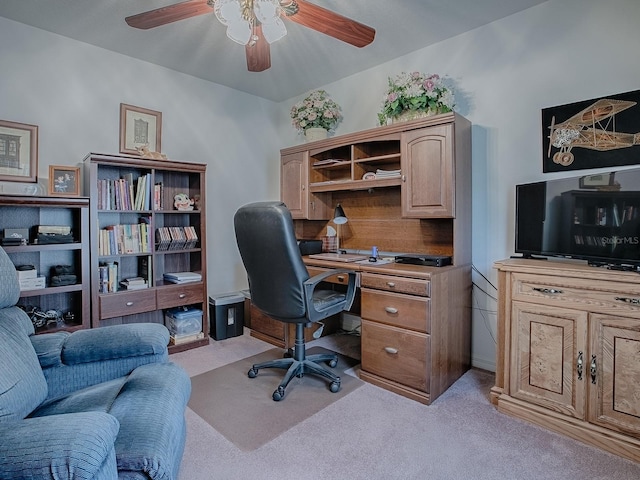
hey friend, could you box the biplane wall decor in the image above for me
[542,89,640,172]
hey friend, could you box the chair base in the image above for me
[247,324,341,401]
[248,353,341,401]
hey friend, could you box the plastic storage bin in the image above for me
[165,307,203,336]
[209,293,244,340]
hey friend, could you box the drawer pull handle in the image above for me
[590,354,597,384]
[576,351,583,381]
[615,296,640,304]
[179,293,186,299]
[337,275,345,282]
[384,307,398,314]
[533,287,563,294]
[386,282,396,287]
[126,301,134,306]
[384,347,398,355]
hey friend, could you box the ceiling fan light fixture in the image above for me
[262,17,287,44]
[213,0,242,26]
[226,20,252,45]
[254,0,279,24]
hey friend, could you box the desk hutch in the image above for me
[253,112,472,404]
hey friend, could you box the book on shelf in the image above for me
[97,173,152,211]
[138,256,152,284]
[155,226,198,251]
[99,222,152,255]
[163,271,201,284]
[120,277,148,290]
[98,261,119,293]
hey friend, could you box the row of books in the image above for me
[155,226,199,251]
[97,173,153,211]
[98,222,152,256]
[98,262,119,293]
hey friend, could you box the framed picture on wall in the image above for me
[542,89,640,173]
[119,103,162,155]
[0,120,38,183]
[49,165,81,196]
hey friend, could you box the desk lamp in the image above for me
[333,204,348,253]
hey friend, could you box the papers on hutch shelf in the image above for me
[312,159,343,166]
[163,272,202,284]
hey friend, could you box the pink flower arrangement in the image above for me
[378,71,455,125]
[290,90,342,134]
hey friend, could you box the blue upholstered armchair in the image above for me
[0,245,191,480]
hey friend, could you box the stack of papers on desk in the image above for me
[308,253,368,262]
[163,272,202,284]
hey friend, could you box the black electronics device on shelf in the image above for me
[395,254,452,267]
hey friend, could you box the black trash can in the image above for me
[209,293,244,340]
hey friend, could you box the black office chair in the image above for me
[234,201,357,401]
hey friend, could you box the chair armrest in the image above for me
[0,412,119,479]
[62,323,169,365]
[303,269,357,322]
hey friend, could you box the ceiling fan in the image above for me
[125,0,376,72]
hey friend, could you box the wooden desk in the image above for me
[249,257,471,405]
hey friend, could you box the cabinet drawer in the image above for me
[99,290,156,319]
[361,272,430,297]
[156,283,204,310]
[512,273,640,318]
[361,319,430,392]
[306,266,356,286]
[361,288,430,333]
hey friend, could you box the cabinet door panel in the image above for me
[401,124,453,218]
[510,301,588,419]
[589,314,640,436]
[281,152,307,218]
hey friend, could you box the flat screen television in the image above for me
[515,167,640,269]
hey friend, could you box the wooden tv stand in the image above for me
[493,258,640,462]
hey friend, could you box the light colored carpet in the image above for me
[172,331,640,479]
[187,346,363,451]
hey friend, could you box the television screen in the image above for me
[515,168,640,268]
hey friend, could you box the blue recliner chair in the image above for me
[0,245,191,480]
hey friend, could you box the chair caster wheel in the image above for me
[248,367,258,378]
[330,381,341,393]
[272,386,285,401]
[329,358,338,368]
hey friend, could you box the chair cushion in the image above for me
[0,246,19,309]
[0,307,48,423]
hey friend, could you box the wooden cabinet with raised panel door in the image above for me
[493,259,640,463]
[401,123,454,218]
[281,151,330,220]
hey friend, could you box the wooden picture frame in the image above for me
[49,165,81,196]
[579,172,615,189]
[119,103,162,155]
[542,89,640,173]
[0,120,38,182]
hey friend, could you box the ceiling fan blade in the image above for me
[126,0,212,30]
[284,0,375,48]
[246,25,271,72]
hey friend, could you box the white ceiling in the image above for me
[0,0,548,102]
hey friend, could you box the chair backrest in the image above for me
[234,202,310,323]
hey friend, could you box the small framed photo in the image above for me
[579,172,615,189]
[49,165,81,196]
[0,120,38,183]
[119,103,162,155]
